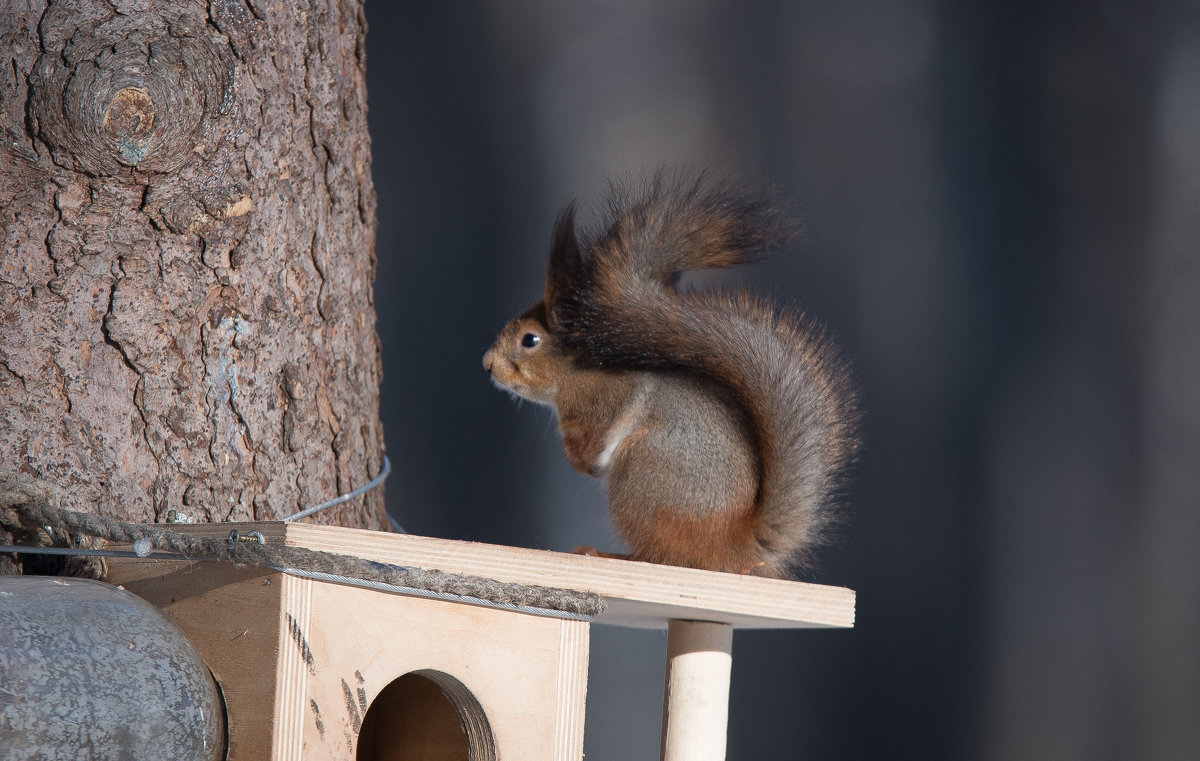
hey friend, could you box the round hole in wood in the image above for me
[356,670,496,761]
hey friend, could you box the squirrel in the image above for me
[483,172,860,578]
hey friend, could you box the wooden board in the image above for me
[145,523,855,630]
[109,561,286,761]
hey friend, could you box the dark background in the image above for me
[363,2,1200,759]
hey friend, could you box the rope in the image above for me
[0,500,604,620]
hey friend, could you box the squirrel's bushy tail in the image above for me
[549,171,860,573]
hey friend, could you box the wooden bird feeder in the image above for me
[105,523,855,761]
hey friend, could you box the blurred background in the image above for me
[363,2,1200,759]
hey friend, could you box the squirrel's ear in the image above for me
[545,201,582,312]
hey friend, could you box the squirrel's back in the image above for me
[548,171,860,575]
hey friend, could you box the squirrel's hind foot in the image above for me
[572,545,632,560]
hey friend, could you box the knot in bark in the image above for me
[29,4,234,177]
[103,86,157,164]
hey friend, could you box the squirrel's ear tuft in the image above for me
[545,201,582,317]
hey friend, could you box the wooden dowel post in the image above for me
[660,619,734,761]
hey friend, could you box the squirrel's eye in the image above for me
[521,333,541,348]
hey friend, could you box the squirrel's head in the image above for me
[483,302,573,406]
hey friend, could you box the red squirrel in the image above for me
[483,172,859,577]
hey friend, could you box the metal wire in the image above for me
[282,455,393,523]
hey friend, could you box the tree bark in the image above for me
[0,0,384,530]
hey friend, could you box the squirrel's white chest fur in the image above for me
[593,376,656,473]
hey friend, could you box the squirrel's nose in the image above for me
[482,350,494,374]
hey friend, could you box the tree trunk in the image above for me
[0,0,385,531]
